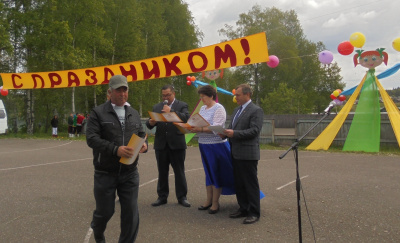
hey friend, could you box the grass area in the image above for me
[1,131,400,156]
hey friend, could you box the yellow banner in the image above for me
[0,33,268,89]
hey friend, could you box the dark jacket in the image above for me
[228,102,264,160]
[86,100,146,174]
[146,99,189,150]
[51,117,58,128]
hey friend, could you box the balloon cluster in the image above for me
[330,89,346,105]
[0,86,8,96]
[337,32,366,55]
[186,76,196,86]
[231,89,237,103]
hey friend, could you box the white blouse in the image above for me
[197,103,227,144]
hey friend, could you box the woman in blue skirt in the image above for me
[191,85,235,214]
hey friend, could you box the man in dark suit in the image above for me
[146,85,191,207]
[223,84,264,224]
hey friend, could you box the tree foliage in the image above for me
[0,0,201,133]
[219,5,345,114]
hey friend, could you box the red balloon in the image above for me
[186,80,192,86]
[0,88,9,96]
[190,76,196,82]
[186,76,191,81]
[337,41,354,55]
[330,94,336,100]
[338,95,346,101]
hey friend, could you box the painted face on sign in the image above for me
[204,69,222,81]
[353,49,388,70]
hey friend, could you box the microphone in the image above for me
[163,100,168,105]
[324,101,337,114]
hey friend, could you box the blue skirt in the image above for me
[199,141,235,195]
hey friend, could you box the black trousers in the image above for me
[91,169,139,243]
[155,148,188,201]
[232,158,260,218]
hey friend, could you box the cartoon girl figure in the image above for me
[202,69,224,86]
[202,69,224,101]
[353,48,388,69]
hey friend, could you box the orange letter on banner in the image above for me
[188,52,207,72]
[214,44,236,68]
[68,72,80,87]
[141,61,160,79]
[32,74,45,89]
[85,70,97,85]
[49,73,62,88]
[12,74,23,88]
[163,56,182,77]
[120,65,138,81]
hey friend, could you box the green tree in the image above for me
[219,5,344,114]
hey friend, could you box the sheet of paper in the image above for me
[120,134,147,165]
[148,111,182,122]
[173,122,193,134]
[148,111,166,122]
[161,112,183,122]
[187,113,210,127]
[208,125,226,134]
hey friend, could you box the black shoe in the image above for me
[229,210,247,218]
[151,198,167,207]
[178,199,191,207]
[198,204,212,210]
[208,205,219,214]
[243,216,259,224]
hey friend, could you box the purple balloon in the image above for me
[318,50,333,64]
[267,55,279,68]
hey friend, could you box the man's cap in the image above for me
[109,75,128,89]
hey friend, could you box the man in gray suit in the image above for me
[223,84,264,224]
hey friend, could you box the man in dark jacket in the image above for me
[146,85,191,207]
[86,75,147,243]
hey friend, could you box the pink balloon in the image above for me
[267,55,279,68]
[318,50,333,64]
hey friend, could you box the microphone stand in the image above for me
[279,111,331,243]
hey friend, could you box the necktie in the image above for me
[232,106,243,127]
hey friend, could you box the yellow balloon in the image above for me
[349,32,366,48]
[393,37,400,52]
[333,90,340,97]
[233,96,237,103]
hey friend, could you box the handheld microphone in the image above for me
[324,101,336,114]
[163,100,168,105]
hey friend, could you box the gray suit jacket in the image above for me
[228,102,264,160]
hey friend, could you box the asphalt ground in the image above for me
[0,138,399,243]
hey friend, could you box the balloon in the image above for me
[349,32,366,48]
[330,94,336,100]
[186,81,191,86]
[338,41,354,55]
[393,37,400,52]
[332,90,340,97]
[318,50,333,64]
[0,88,8,96]
[232,89,236,95]
[186,76,191,81]
[233,96,237,103]
[333,99,343,106]
[190,76,196,82]
[267,55,279,68]
[338,95,346,101]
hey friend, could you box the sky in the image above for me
[184,0,400,90]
